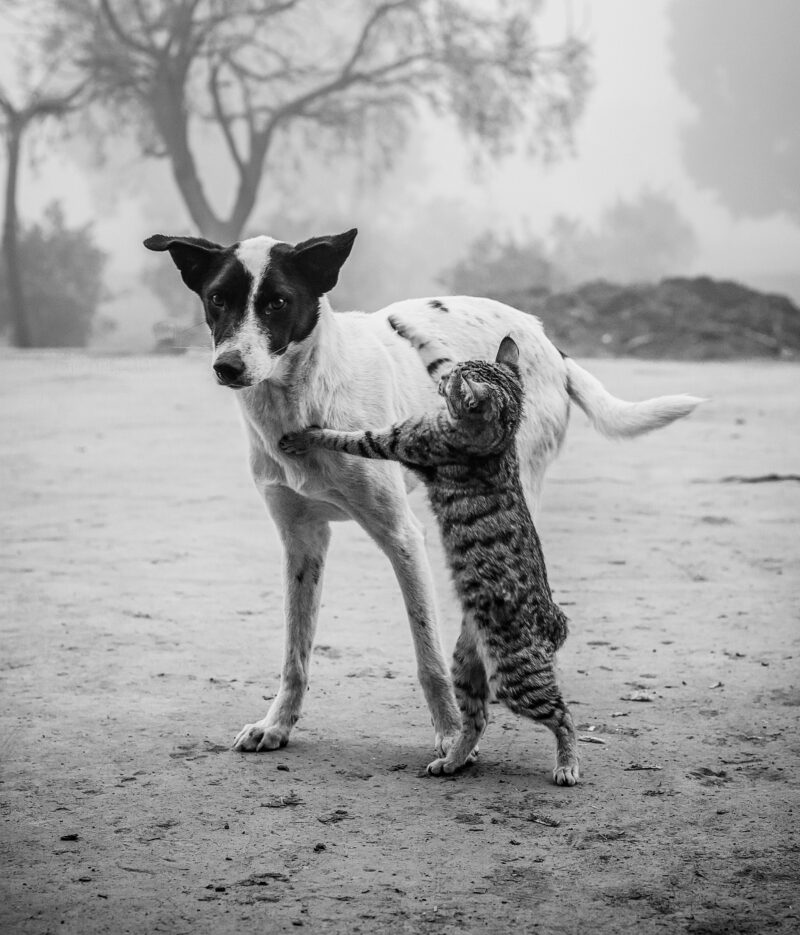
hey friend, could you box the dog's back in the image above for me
[364,297,572,510]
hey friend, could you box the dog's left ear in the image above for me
[291,228,357,295]
[144,234,225,294]
[496,335,519,367]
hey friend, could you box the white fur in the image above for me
[564,358,704,438]
[235,235,279,291]
[229,292,702,755]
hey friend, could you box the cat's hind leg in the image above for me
[497,654,579,786]
[541,703,580,786]
[427,626,489,776]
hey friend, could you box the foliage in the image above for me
[669,0,800,222]
[0,4,89,346]
[441,230,556,297]
[0,202,108,347]
[57,0,591,241]
[550,190,697,284]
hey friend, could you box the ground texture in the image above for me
[1,351,798,935]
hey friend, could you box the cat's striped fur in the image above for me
[280,328,579,785]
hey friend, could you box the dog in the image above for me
[144,228,702,755]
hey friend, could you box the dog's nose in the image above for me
[213,351,246,386]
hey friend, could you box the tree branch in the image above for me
[339,0,416,77]
[98,0,156,56]
[270,52,431,126]
[208,64,244,172]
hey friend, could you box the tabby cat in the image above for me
[280,322,579,785]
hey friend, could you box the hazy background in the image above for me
[1,0,798,351]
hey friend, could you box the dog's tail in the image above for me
[564,356,704,438]
[388,314,454,383]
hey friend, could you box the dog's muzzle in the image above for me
[213,351,247,388]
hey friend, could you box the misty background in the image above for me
[1,0,798,355]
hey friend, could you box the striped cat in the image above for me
[280,322,579,785]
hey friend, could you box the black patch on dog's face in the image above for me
[144,235,249,347]
[251,242,328,353]
[201,252,253,347]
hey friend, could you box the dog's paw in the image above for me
[436,731,479,761]
[279,428,319,455]
[426,756,461,776]
[435,729,458,757]
[553,763,580,786]
[233,721,289,752]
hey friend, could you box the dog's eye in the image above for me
[268,296,287,311]
[209,293,225,308]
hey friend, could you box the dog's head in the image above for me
[144,229,357,387]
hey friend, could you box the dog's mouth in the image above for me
[215,375,251,390]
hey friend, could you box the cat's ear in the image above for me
[496,335,520,367]
[462,376,491,409]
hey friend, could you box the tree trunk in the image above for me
[150,80,271,245]
[2,119,33,348]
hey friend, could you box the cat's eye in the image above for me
[268,296,287,311]
[209,293,225,308]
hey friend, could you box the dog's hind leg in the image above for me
[233,489,330,752]
[347,492,461,755]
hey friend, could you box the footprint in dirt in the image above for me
[687,767,731,787]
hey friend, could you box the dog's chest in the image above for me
[236,385,346,497]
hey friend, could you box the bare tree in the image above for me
[0,3,87,346]
[63,0,590,243]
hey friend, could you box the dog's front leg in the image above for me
[233,491,330,752]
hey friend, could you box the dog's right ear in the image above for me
[144,234,224,294]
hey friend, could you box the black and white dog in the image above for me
[145,228,701,755]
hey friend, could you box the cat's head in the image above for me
[439,336,523,436]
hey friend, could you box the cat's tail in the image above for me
[563,357,705,438]
[388,314,454,383]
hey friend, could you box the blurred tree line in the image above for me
[443,189,697,295]
[1,0,796,352]
[1,0,590,347]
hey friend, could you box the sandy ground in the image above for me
[1,350,798,935]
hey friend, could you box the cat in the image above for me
[279,322,579,785]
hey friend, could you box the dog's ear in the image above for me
[291,228,357,295]
[144,234,225,294]
[495,335,520,367]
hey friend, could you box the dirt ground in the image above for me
[1,350,798,935]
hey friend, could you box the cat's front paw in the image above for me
[279,427,322,455]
